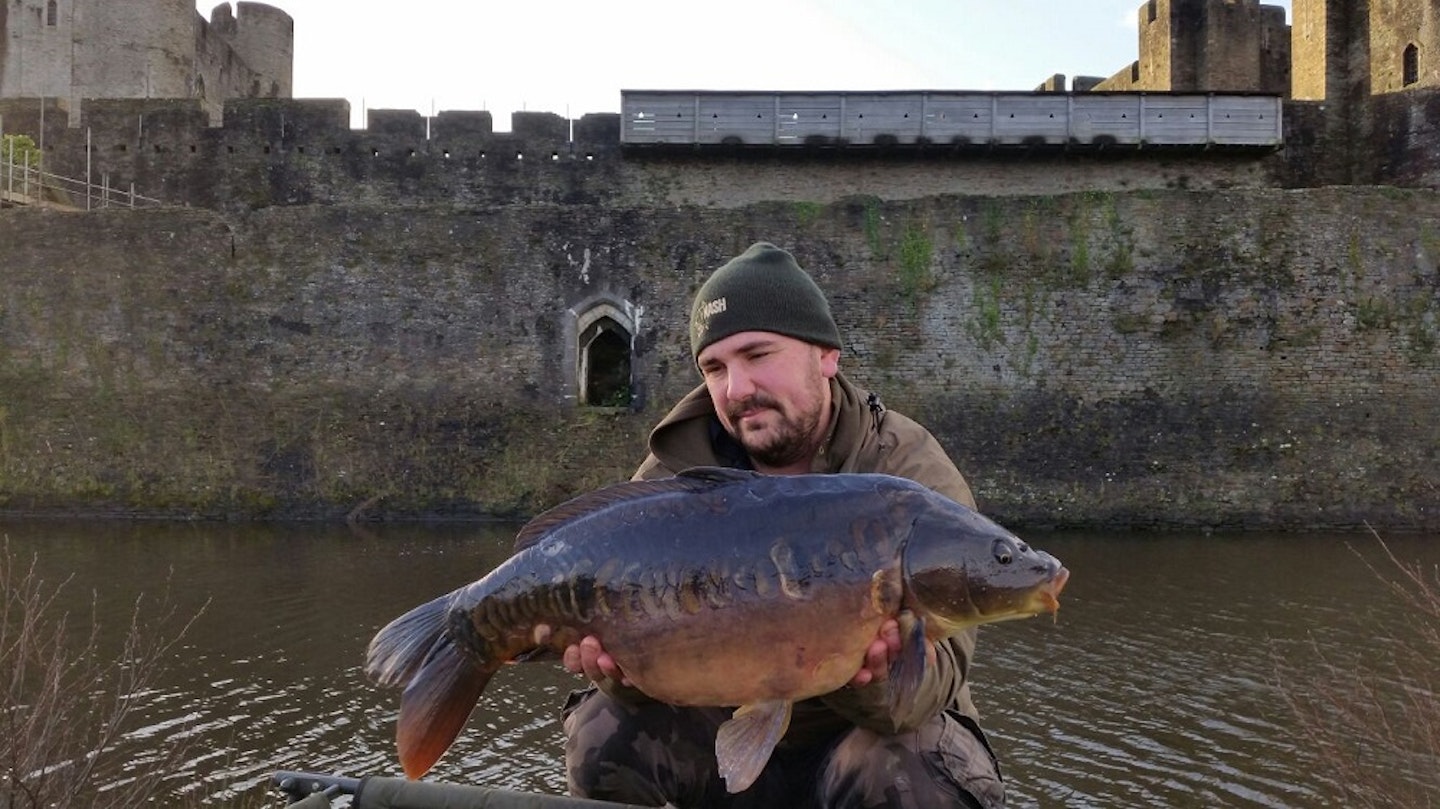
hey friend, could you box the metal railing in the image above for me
[2,155,165,210]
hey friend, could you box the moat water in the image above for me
[3,519,1437,807]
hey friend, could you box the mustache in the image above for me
[725,393,781,422]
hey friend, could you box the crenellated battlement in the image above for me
[3,87,1438,210]
[0,96,634,208]
[6,0,1440,211]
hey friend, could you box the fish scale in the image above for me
[367,467,1069,794]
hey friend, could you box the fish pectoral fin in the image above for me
[511,646,557,663]
[715,700,792,794]
[396,642,494,779]
[886,610,928,714]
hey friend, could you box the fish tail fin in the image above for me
[396,640,493,778]
[365,594,496,779]
[886,609,928,713]
[366,593,454,688]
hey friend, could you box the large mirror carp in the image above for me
[367,467,1068,793]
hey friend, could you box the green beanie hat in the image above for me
[689,242,842,360]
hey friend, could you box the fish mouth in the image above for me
[1035,566,1070,614]
[932,567,1071,633]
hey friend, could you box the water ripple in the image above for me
[4,522,1438,806]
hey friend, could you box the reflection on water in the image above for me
[2,520,1437,807]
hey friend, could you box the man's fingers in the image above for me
[567,636,632,686]
[866,638,891,683]
[879,619,902,655]
[848,637,891,687]
[577,636,605,680]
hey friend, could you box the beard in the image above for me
[726,391,827,470]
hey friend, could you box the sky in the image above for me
[211,0,1293,130]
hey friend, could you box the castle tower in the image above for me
[0,0,197,104]
[73,0,197,99]
[196,2,293,107]
[1094,0,1290,93]
[1141,0,1290,92]
[1365,0,1439,92]
[1,0,292,122]
[222,2,293,97]
[0,0,82,99]
[1290,0,1367,101]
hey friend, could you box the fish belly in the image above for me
[597,575,888,706]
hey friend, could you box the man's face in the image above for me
[696,331,840,472]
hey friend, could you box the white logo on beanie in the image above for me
[695,297,727,332]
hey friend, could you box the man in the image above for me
[560,242,1004,809]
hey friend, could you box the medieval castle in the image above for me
[0,0,1438,207]
[1,0,1437,529]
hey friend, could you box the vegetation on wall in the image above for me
[1,134,41,168]
[896,224,936,304]
[792,200,824,227]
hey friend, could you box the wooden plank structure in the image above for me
[620,90,1283,150]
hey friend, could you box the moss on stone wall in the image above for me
[1,187,1437,529]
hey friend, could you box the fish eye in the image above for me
[992,539,1013,565]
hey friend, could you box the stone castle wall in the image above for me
[0,188,1436,528]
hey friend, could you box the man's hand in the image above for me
[562,635,632,687]
[847,617,936,688]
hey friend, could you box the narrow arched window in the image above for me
[46,0,57,26]
[578,317,633,407]
[572,300,637,409]
[1403,44,1420,87]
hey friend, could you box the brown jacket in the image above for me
[632,372,981,742]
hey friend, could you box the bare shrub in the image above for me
[1279,529,1440,807]
[0,538,203,808]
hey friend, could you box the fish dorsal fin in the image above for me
[675,466,763,484]
[716,699,792,794]
[513,467,762,551]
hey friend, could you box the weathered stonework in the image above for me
[0,189,1436,529]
